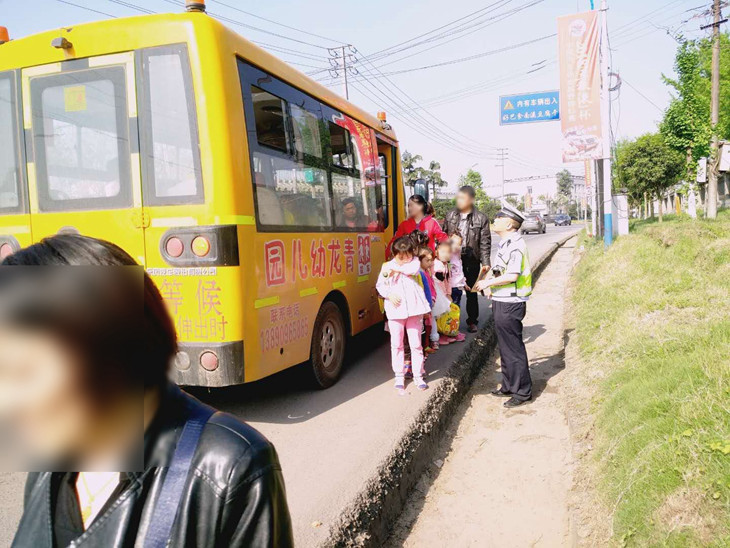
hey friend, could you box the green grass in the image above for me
[573,210,730,546]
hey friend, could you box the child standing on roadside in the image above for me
[449,232,467,305]
[376,235,432,391]
[434,240,466,345]
[417,246,439,355]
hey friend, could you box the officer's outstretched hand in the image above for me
[473,279,490,293]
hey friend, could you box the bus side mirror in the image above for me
[413,178,429,202]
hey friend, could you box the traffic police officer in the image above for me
[474,203,532,408]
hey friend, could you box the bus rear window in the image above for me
[0,73,23,212]
[139,44,203,204]
[30,67,132,211]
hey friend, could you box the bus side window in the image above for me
[330,118,383,232]
[246,78,331,230]
[251,86,290,153]
[377,152,389,230]
[329,122,352,169]
[290,104,322,159]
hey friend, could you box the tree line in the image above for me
[400,151,500,221]
[614,32,730,221]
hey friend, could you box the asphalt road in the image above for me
[0,225,581,548]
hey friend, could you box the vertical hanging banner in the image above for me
[558,11,603,163]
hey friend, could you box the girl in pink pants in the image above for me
[376,235,432,391]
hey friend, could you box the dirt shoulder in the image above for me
[386,238,578,547]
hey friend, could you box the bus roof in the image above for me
[0,11,398,142]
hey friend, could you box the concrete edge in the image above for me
[323,232,579,547]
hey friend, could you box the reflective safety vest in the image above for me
[491,239,532,299]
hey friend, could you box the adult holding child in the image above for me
[442,186,492,333]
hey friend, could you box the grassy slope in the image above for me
[573,211,730,546]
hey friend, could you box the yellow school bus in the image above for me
[0,5,404,387]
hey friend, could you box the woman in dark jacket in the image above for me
[1,235,293,548]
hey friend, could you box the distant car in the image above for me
[543,213,555,224]
[521,214,546,234]
[554,214,572,226]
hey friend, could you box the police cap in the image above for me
[495,202,525,225]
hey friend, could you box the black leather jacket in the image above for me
[12,384,293,548]
[442,208,492,266]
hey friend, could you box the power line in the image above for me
[621,78,665,112]
[308,0,547,77]
[356,54,501,155]
[252,41,331,60]
[611,2,707,47]
[371,0,548,69]
[210,0,348,46]
[323,34,555,83]
[387,60,555,112]
[366,0,512,59]
[55,0,118,18]
[107,0,154,14]
[158,0,337,49]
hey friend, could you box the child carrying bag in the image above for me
[436,302,461,337]
[431,283,451,318]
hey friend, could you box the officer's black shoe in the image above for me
[490,389,511,397]
[504,397,530,408]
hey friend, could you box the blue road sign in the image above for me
[500,90,560,125]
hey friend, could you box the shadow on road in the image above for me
[186,299,494,425]
[523,323,546,344]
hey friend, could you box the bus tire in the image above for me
[310,301,346,388]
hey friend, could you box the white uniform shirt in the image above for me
[492,231,529,303]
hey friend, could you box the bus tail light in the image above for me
[0,237,20,261]
[191,235,211,257]
[200,351,219,371]
[0,243,13,260]
[173,342,244,386]
[159,225,239,267]
[165,236,184,258]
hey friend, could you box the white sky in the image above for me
[3,0,711,196]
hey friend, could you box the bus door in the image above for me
[22,53,146,264]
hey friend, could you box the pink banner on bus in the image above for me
[557,11,603,163]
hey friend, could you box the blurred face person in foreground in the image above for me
[1,234,293,548]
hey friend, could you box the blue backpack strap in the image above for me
[144,402,215,548]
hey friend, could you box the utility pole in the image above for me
[495,148,508,200]
[704,0,726,219]
[592,161,598,235]
[342,47,349,100]
[600,0,614,245]
[328,45,358,100]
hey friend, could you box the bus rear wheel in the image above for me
[310,301,346,388]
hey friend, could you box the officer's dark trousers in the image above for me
[462,255,481,325]
[492,300,532,401]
